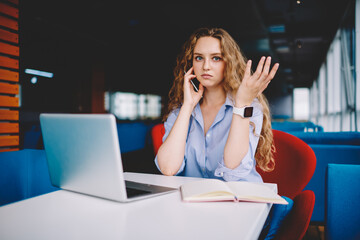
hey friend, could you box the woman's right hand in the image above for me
[235,57,279,107]
[183,67,204,108]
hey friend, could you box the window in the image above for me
[309,2,357,131]
[105,92,162,120]
[293,88,310,120]
[318,64,326,115]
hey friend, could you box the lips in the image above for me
[201,74,212,79]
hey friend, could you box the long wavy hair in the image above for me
[164,27,275,172]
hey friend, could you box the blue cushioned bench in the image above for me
[0,149,59,206]
[116,122,155,153]
[286,131,360,223]
[1,121,160,206]
[288,131,360,146]
[22,121,157,154]
[326,164,360,239]
[272,121,324,132]
[304,145,360,222]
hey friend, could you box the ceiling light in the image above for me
[268,25,285,33]
[283,68,292,74]
[276,46,290,53]
[257,39,271,51]
[296,40,302,48]
[272,38,288,45]
[30,76,38,84]
[25,68,54,78]
[296,0,301,5]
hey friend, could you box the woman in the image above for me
[155,27,279,182]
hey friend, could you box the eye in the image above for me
[213,56,222,61]
[194,56,203,61]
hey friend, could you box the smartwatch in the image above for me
[233,106,253,118]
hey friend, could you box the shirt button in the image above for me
[220,172,224,177]
[202,168,205,172]
[207,133,211,138]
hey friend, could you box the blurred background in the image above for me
[15,0,357,129]
[1,2,360,237]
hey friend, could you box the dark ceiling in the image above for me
[20,0,353,107]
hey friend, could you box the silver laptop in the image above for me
[40,113,176,202]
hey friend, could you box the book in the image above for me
[180,179,288,204]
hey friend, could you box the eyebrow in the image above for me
[193,52,222,56]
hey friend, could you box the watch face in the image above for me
[244,107,253,117]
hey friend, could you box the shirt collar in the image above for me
[192,103,204,129]
[192,94,234,114]
[224,94,234,108]
[191,94,234,129]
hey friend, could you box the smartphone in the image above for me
[184,70,200,92]
[190,78,200,92]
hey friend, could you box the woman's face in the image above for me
[192,37,225,90]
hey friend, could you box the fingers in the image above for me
[258,63,279,95]
[261,57,271,77]
[184,67,197,81]
[184,67,193,76]
[184,68,196,88]
[244,60,252,78]
[252,56,279,83]
[255,56,271,81]
[253,56,266,77]
[265,63,279,82]
[183,67,201,97]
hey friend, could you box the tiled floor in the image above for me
[304,224,325,240]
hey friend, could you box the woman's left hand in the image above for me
[235,56,279,106]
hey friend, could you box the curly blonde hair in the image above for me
[164,27,275,172]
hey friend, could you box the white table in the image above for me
[0,172,276,240]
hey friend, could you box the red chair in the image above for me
[151,125,316,239]
[151,123,165,155]
[257,130,316,240]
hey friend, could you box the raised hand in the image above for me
[183,67,204,108]
[235,56,279,106]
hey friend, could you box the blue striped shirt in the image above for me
[155,95,263,182]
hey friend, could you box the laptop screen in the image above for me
[40,114,128,201]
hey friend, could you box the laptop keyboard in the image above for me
[126,187,152,198]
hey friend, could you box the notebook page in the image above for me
[181,179,234,200]
[226,181,287,204]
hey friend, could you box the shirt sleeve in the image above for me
[154,109,186,175]
[214,100,263,181]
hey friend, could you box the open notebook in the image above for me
[40,113,176,202]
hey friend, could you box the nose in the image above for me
[203,58,210,71]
